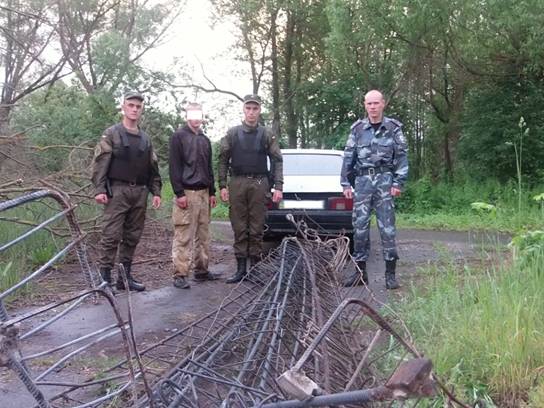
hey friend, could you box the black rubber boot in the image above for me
[100,267,113,286]
[343,261,368,286]
[116,262,145,292]
[385,260,400,290]
[226,258,247,284]
[249,256,260,270]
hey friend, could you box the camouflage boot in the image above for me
[385,260,400,290]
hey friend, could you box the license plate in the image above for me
[281,200,324,209]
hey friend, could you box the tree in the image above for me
[0,1,67,133]
[56,0,184,95]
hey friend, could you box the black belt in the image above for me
[184,186,208,191]
[110,179,145,187]
[356,166,392,176]
[234,173,267,179]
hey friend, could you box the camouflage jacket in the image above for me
[340,116,408,190]
[218,122,284,191]
[91,123,162,197]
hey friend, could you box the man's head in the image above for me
[364,90,386,123]
[122,91,144,122]
[242,94,261,126]
[185,102,204,133]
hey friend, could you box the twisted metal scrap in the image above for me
[131,234,454,408]
[0,190,151,408]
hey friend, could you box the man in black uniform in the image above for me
[169,103,218,289]
[92,91,162,291]
[218,94,283,283]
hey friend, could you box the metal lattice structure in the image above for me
[131,237,445,407]
[0,190,467,408]
[0,190,151,408]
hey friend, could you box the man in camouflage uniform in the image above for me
[92,91,162,292]
[341,90,408,290]
[218,94,283,284]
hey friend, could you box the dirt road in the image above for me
[0,221,509,407]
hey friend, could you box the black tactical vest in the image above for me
[107,124,151,185]
[230,126,268,175]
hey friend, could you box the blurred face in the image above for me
[243,102,261,126]
[364,91,385,123]
[186,109,203,132]
[122,98,144,122]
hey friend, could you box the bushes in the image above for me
[396,177,544,231]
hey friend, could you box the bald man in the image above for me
[340,90,408,289]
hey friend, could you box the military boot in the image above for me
[343,261,368,287]
[226,258,247,284]
[100,267,113,287]
[249,256,260,270]
[116,262,146,292]
[385,260,400,290]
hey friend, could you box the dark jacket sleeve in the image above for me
[148,142,162,197]
[218,130,233,189]
[265,128,283,191]
[91,129,114,196]
[169,131,185,197]
[207,138,216,196]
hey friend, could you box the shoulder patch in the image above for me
[395,131,407,145]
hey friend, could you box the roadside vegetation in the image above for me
[397,178,544,232]
[393,233,544,407]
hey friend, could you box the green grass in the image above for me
[393,244,544,407]
[0,200,85,295]
[397,207,543,232]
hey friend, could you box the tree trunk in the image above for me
[282,11,297,148]
[0,105,10,135]
[270,9,281,138]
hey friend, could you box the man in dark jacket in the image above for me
[218,95,283,284]
[169,103,218,289]
[92,91,162,292]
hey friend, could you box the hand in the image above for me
[220,188,229,203]
[209,195,217,208]
[272,190,283,203]
[152,195,161,209]
[95,193,108,205]
[390,187,402,197]
[343,188,353,199]
[175,196,187,209]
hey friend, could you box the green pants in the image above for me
[98,183,148,269]
[228,176,269,258]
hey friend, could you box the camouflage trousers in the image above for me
[352,173,398,262]
[228,175,269,258]
[171,189,211,278]
[98,183,148,269]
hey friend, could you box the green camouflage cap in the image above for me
[243,94,262,105]
[124,91,144,101]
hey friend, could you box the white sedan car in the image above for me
[264,149,353,240]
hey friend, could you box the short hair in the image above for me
[186,102,202,111]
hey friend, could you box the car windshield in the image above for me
[283,153,343,176]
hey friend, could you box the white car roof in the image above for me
[280,149,344,193]
[281,148,344,156]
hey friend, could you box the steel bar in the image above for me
[0,207,72,252]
